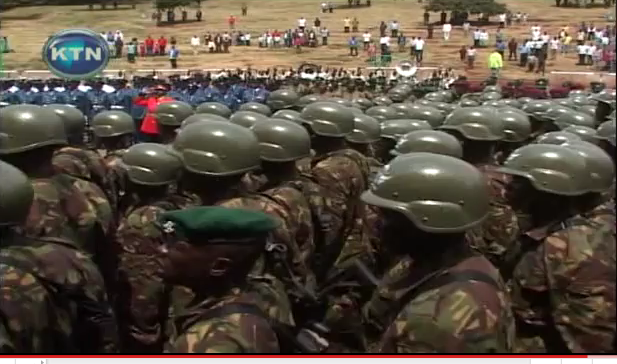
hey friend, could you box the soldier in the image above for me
[533,130,582,145]
[267,89,300,112]
[0,157,118,353]
[299,101,373,350]
[345,113,382,173]
[494,109,532,164]
[114,143,198,352]
[195,102,232,118]
[171,121,295,328]
[592,88,616,125]
[154,101,195,145]
[49,104,118,219]
[362,153,515,352]
[439,106,519,269]
[91,110,136,208]
[161,207,280,353]
[497,144,616,353]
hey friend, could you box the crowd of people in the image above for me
[0,72,615,353]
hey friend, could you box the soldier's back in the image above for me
[511,214,616,353]
[0,234,118,353]
[375,253,515,353]
[165,290,280,353]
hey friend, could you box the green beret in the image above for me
[159,206,279,243]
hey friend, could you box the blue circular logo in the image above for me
[42,29,110,79]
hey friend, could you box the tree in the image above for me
[424,0,508,15]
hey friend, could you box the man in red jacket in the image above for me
[145,36,155,56]
[133,85,174,142]
[158,36,168,56]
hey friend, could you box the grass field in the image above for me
[1,0,615,84]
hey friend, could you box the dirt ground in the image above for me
[1,0,615,85]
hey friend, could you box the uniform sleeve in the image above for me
[115,206,169,352]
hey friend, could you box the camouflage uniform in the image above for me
[361,153,515,353]
[161,207,281,353]
[497,144,616,353]
[0,160,118,353]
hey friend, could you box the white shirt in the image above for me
[380,36,390,45]
[480,32,489,41]
[541,34,550,43]
[298,18,306,27]
[587,44,596,55]
[532,30,541,41]
[531,25,541,33]
[601,36,609,45]
[578,44,588,54]
[467,48,477,57]
[550,39,560,49]
[410,38,417,47]
[191,36,200,46]
[498,14,506,22]
[363,33,371,42]
[391,22,399,30]
[577,32,586,40]
[443,23,451,32]
[415,39,424,50]
[473,31,481,40]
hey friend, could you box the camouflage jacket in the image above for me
[473,164,520,270]
[16,174,109,257]
[53,146,118,214]
[370,251,515,353]
[510,214,616,353]
[99,148,128,202]
[114,194,198,353]
[0,233,118,353]
[165,288,280,353]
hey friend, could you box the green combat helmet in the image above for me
[415,99,436,107]
[521,100,553,118]
[561,140,615,193]
[553,111,595,129]
[346,114,381,144]
[266,89,299,111]
[517,97,533,105]
[596,119,616,147]
[351,97,374,110]
[0,160,34,227]
[91,110,135,138]
[390,103,416,119]
[406,105,445,128]
[0,104,67,154]
[481,91,502,102]
[172,121,260,176]
[431,102,456,114]
[380,119,432,141]
[541,105,577,121]
[181,113,229,129]
[483,85,501,93]
[44,104,86,141]
[121,143,183,186]
[576,104,596,117]
[534,131,582,145]
[296,94,323,110]
[568,89,588,97]
[439,106,505,141]
[361,153,489,233]
[154,101,194,127]
[373,96,393,106]
[239,102,273,117]
[250,118,311,162]
[592,88,616,125]
[195,102,232,118]
[499,99,523,109]
[459,99,480,108]
[499,112,532,143]
[391,130,463,158]
[299,102,355,137]
[271,109,306,125]
[562,125,598,144]
[229,111,270,128]
[388,87,409,103]
[498,144,591,196]
[366,105,398,122]
[328,97,353,107]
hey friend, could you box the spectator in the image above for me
[498,13,506,28]
[397,32,406,52]
[562,33,572,54]
[577,41,588,65]
[169,45,179,68]
[363,30,371,50]
[298,17,307,31]
[127,39,137,63]
[158,36,168,55]
[586,42,596,65]
[410,36,417,60]
[427,23,434,39]
[467,45,476,69]
[379,33,390,54]
[191,35,200,55]
[145,35,154,55]
[415,36,425,63]
[228,15,236,29]
[496,40,506,58]
[480,30,489,48]
[344,17,351,33]
[488,48,503,77]
[442,22,451,41]
[550,36,560,60]
[196,9,202,21]
[495,28,505,45]
[473,28,481,47]
[463,21,470,37]
[321,27,330,46]
[241,3,248,16]
[349,36,359,56]
[508,38,518,61]
[390,20,399,38]
[314,17,321,29]
[459,45,467,62]
[352,17,359,33]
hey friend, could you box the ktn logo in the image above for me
[42,29,110,79]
